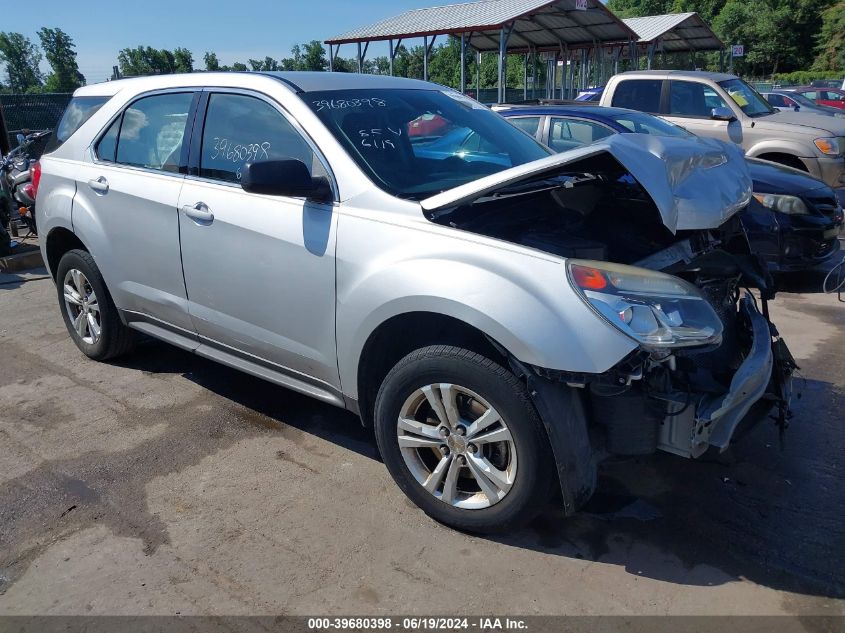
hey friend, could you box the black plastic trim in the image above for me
[257,72,304,93]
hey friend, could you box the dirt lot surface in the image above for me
[0,264,843,616]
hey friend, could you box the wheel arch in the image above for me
[45,227,88,280]
[754,152,809,172]
[355,311,509,428]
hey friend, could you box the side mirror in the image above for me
[793,105,800,112]
[240,159,332,202]
[711,107,737,122]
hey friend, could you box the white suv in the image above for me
[37,72,794,532]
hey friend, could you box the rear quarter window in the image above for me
[610,80,662,113]
[44,96,110,153]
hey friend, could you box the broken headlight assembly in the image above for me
[567,260,724,350]
[752,193,810,215]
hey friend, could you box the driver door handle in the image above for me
[181,202,214,223]
[87,176,109,194]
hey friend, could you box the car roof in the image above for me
[615,69,737,82]
[72,71,437,97]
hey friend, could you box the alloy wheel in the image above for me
[63,268,102,345]
[397,383,518,509]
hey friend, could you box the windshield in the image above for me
[304,89,551,199]
[603,111,692,138]
[718,79,774,117]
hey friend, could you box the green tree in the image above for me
[118,46,195,76]
[330,56,357,72]
[37,27,84,91]
[204,52,221,71]
[0,32,44,92]
[248,56,279,71]
[173,47,193,73]
[609,0,832,76]
[300,40,328,71]
[231,62,248,71]
[813,0,845,70]
[280,41,328,71]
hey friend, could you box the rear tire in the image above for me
[374,345,555,533]
[56,249,135,360]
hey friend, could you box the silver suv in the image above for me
[600,71,845,190]
[38,72,794,532]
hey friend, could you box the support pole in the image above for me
[498,28,505,103]
[476,51,481,99]
[497,25,513,103]
[423,36,428,81]
[389,38,403,77]
[460,33,467,94]
[328,44,333,72]
[357,42,362,73]
[523,51,528,101]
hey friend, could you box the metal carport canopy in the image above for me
[622,12,724,52]
[324,0,639,52]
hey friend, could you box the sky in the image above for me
[2,0,442,84]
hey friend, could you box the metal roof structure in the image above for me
[323,1,725,103]
[622,12,724,52]
[325,0,638,51]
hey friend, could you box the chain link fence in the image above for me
[0,93,73,158]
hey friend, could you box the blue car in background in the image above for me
[495,104,843,273]
[574,86,604,102]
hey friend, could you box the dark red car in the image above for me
[792,87,845,109]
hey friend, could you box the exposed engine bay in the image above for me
[425,147,796,459]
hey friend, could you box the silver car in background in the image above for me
[37,72,795,532]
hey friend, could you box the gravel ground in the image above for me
[0,264,843,616]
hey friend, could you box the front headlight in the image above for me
[814,137,842,156]
[567,261,723,350]
[752,193,810,215]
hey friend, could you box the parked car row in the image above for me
[494,103,843,272]
[762,90,845,118]
[36,71,814,533]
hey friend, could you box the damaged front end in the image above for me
[423,134,796,485]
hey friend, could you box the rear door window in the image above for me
[548,118,614,152]
[44,96,109,153]
[114,92,194,173]
[610,79,662,113]
[507,116,542,138]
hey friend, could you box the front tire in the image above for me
[56,249,135,360]
[374,345,555,533]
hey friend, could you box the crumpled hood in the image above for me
[421,133,752,234]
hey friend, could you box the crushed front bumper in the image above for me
[659,294,786,457]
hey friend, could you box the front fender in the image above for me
[745,139,815,160]
[335,212,637,400]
